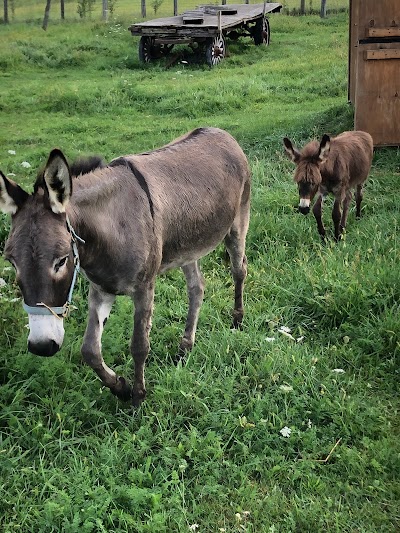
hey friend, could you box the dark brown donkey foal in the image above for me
[0,127,251,406]
[283,131,373,241]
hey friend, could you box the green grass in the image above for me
[0,10,399,533]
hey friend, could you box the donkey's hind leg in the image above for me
[81,285,132,402]
[131,281,155,407]
[225,199,250,329]
[178,261,205,358]
[355,184,364,219]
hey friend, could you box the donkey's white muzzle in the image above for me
[27,314,65,357]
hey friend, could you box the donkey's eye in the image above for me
[54,256,68,273]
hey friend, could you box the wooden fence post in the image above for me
[320,0,327,18]
[174,0,177,16]
[300,0,305,14]
[102,0,108,20]
[42,0,52,30]
[3,0,9,23]
[141,0,146,18]
[60,0,64,19]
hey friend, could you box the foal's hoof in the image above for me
[132,388,146,408]
[174,339,192,365]
[110,376,132,402]
[232,310,244,330]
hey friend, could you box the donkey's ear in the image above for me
[283,137,300,163]
[318,134,331,162]
[0,171,29,215]
[43,149,72,214]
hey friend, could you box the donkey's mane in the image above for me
[34,154,106,193]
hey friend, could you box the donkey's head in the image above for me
[283,135,331,215]
[1,150,74,357]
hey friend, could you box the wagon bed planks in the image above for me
[129,4,282,36]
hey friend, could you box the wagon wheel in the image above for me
[205,35,226,67]
[138,36,155,63]
[254,17,270,46]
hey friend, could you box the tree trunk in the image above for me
[42,0,52,29]
[300,0,305,14]
[60,0,64,19]
[320,0,327,18]
[4,0,9,23]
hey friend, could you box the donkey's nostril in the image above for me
[299,206,310,215]
[28,340,60,357]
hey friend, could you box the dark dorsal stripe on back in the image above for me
[109,157,154,220]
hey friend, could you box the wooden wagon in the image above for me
[128,3,282,66]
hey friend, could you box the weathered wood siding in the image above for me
[348,0,400,146]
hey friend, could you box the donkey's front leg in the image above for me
[340,189,353,235]
[81,285,132,401]
[131,281,155,407]
[332,197,343,241]
[312,193,326,240]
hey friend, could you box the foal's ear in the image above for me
[43,149,72,214]
[283,137,300,163]
[318,134,331,162]
[0,171,29,215]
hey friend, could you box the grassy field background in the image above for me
[0,8,399,533]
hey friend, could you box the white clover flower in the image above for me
[189,525,199,531]
[0,278,6,288]
[279,326,291,333]
[307,419,312,429]
[21,161,31,168]
[279,384,293,392]
[332,368,345,373]
[279,426,291,438]
[8,149,16,155]
[279,331,295,341]
[266,336,275,342]
[296,336,304,343]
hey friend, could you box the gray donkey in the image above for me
[0,127,251,406]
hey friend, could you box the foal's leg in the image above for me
[131,281,155,407]
[355,184,364,219]
[312,193,326,239]
[340,189,353,234]
[81,285,132,401]
[332,196,343,241]
[178,261,205,356]
[225,201,249,328]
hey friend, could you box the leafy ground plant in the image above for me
[0,11,399,533]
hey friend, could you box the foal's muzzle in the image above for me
[28,339,60,357]
[299,206,310,215]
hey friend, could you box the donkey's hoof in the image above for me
[175,340,192,365]
[110,376,132,402]
[132,388,146,408]
[232,310,244,330]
